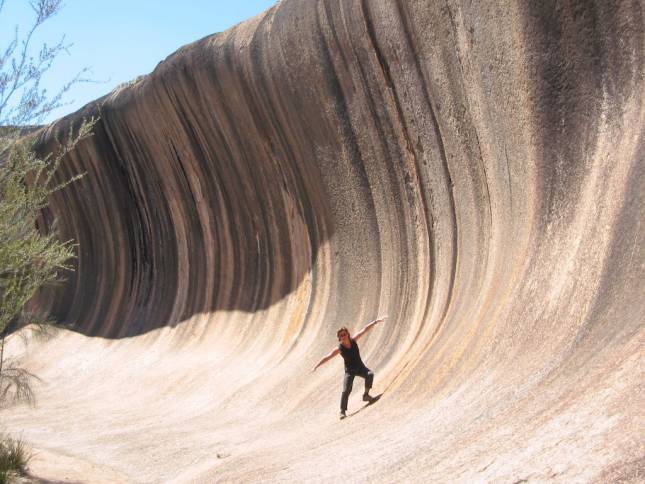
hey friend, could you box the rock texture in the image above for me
[2,0,644,482]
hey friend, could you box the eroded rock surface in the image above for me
[2,1,643,482]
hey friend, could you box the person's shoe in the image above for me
[363,393,375,403]
[339,411,347,420]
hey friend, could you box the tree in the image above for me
[0,0,93,406]
[0,0,89,129]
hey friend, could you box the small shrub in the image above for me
[0,433,31,483]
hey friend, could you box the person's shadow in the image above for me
[347,392,383,418]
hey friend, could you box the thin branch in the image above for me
[0,0,68,125]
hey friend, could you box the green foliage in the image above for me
[0,117,95,404]
[0,123,92,336]
[0,432,31,483]
[0,0,95,405]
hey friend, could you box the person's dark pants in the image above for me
[340,367,374,412]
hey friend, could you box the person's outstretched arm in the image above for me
[311,347,340,372]
[353,316,387,341]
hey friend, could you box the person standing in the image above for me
[312,317,386,419]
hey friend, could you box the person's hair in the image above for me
[337,327,350,339]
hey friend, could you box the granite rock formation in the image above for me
[2,0,643,482]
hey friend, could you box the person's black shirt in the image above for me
[339,338,367,374]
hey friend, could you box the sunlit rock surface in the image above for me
[2,1,643,482]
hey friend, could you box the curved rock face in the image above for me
[6,0,643,481]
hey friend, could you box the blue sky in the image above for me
[2,0,277,122]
